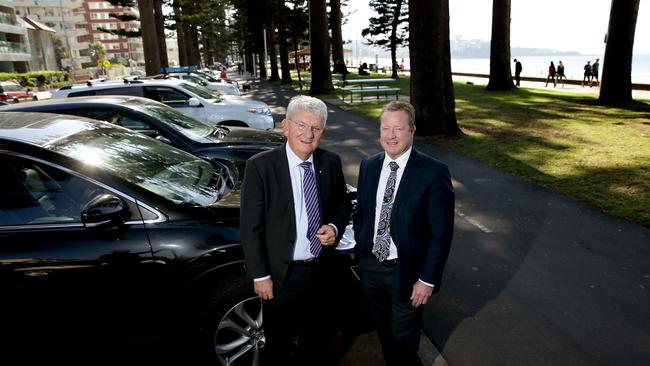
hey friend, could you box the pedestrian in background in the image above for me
[591,58,600,87]
[556,61,566,87]
[582,60,592,87]
[353,101,455,366]
[514,59,523,87]
[545,61,557,88]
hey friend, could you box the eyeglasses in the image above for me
[288,119,324,135]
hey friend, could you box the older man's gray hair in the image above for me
[286,95,328,127]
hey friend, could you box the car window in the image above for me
[65,109,163,139]
[95,86,143,97]
[0,154,107,226]
[69,90,96,97]
[144,86,190,104]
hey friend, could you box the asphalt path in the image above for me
[240,76,650,366]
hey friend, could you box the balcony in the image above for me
[0,11,17,25]
[0,12,26,35]
[0,40,31,62]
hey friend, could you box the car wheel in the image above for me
[13,98,19,103]
[32,95,39,101]
[199,274,264,366]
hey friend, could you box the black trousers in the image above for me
[358,256,424,366]
[263,261,335,366]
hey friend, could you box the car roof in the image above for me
[0,95,165,111]
[58,78,184,91]
[0,111,122,147]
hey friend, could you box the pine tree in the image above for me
[362,0,408,79]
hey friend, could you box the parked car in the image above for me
[0,96,285,177]
[51,78,274,130]
[0,81,37,103]
[166,72,241,96]
[0,112,364,364]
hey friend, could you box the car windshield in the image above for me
[46,128,234,206]
[194,71,219,82]
[180,82,222,103]
[137,103,229,142]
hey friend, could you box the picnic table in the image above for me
[338,78,400,102]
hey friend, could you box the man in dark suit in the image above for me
[240,95,351,365]
[353,101,455,365]
[514,58,523,87]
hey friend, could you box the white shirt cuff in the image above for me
[254,275,271,282]
[418,279,434,287]
[328,223,338,237]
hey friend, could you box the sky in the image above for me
[343,0,650,55]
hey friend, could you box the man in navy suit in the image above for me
[353,101,455,365]
[241,96,350,365]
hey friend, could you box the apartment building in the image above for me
[0,0,30,72]
[13,0,89,69]
[80,0,143,67]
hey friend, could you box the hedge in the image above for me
[0,71,71,89]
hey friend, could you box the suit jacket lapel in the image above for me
[313,149,326,222]
[276,146,296,231]
[367,153,384,223]
[392,149,419,213]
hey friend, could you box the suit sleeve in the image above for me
[352,159,365,244]
[240,159,270,280]
[330,154,352,242]
[420,165,455,289]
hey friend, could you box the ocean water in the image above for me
[349,54,650,84]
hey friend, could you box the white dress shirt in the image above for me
[373,148,412,260]
[286,143,318,261]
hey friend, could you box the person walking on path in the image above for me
[514,59,523,87]
[556,61,566,87]
[591,58,600,87]
[353,101,455,366]
[240,95,351,365]
[545,61,557,87]
[582,61,592,87]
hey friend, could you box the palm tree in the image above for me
[486,0,514,90]
[309,0,334,94]
[408,0,460,135]
[599,0,640,103]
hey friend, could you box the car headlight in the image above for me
[247,107,272,116]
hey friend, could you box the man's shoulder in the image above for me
[248,147,284,168]
[314,147,343,163]
[412,149,449,171]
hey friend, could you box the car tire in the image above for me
[32,95,39,101]
[13,98,19,103]
[198,273,263,366]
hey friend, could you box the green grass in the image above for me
[338,80,650,227]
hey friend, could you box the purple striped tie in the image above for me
[299,161,322,257]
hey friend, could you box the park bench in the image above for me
[343,86,401,102]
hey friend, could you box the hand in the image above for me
[410,281,433,308]
[315,225,337,246]
[254,278,274,300]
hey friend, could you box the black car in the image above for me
[0,95,286,184]
[0,112,363,365]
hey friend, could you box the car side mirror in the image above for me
[188,97,201,107]
[81,194,129,230]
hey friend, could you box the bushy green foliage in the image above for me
[0,71,70,89]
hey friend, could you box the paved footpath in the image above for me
[236,73,650,366]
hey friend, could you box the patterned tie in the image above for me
[373,161,399,261]
[299,161,322,257]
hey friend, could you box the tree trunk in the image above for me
[409,0,460,136]
[137,0,161,75]
[330,0,344,68]
[267,22,280,81]
[153,0,168,68]
[389,0,404,79]
[277,0,292,83]
[486,0,514,90]
[599,0,640,103]
[173,1,188,66]
[188,25,201,66]
[309,0,334,94]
